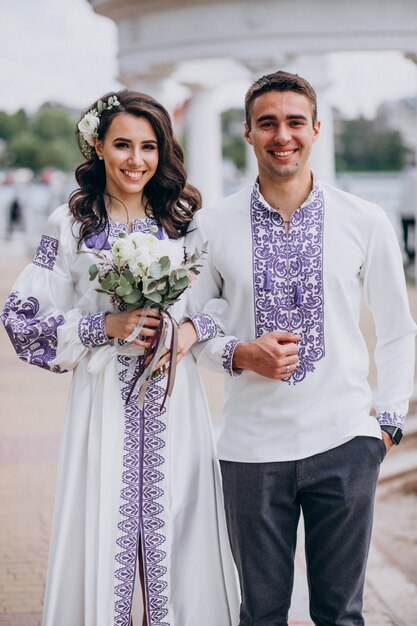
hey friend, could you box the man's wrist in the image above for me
[380,424,403,445]
[232,341,251,370]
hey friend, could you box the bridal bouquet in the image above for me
[89,230,206,311]
[88,230,207,408]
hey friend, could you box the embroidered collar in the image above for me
[252,175,320,224]
[108,216,164,240]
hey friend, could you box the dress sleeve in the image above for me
[185,213,242,376]
[361,208,417,429]
[1,206,110,373]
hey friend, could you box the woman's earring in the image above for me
[98,155,104,160]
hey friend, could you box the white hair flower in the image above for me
[77,95,121,158]
[77,112,100,147]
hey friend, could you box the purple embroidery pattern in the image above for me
[108,217,163,241]
[251,183,325,384]
[222,338,240,376]
[377,411,404,429]
[189,313,217,342]
[115,356,168,626]
[33,235,59,271]
[84,228,111,250]
[113,216,169,626]
[78,312,109,348]
[1,292,64,372]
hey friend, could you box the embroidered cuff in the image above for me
[377,411,404,430]
[78,312,110,348]
[222,338,242,377]
[33,235,59,271]
[188,314,217,343]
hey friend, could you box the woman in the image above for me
[1,90,239,626]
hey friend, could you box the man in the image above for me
[186,71,416,626]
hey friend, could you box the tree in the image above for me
[336,117,409,172]
[0,109,28,141]
[0,104,80,172]
[7,131,44,170]
[222,108,246,171]
[32,106,75,142]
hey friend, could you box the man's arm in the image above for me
[186,213,300,377]
[362,208,417,447]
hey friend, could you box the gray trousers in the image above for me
[220,436,387,626]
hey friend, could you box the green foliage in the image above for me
[0,104,79,172]
[7,131,44,170]
[32,106,75,141]
[336,117,410,172]
[37,137,79,171]
[0,109,28,141]
[222,108,246,171]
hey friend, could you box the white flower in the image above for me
[153,239,185,267]
[78,112,100,147]
[111,237,135,265]
[128,247,152,278]
[130,232,157,252]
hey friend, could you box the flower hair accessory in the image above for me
[77,95,121,158]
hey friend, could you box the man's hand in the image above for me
[233,331,301,379]
[381,430,394,452]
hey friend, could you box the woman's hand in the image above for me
[156,321,198,371]
[105,308,161,349]
[176,321,198,362]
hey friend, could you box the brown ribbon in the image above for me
[126,310,178,412]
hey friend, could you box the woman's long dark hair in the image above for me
[69,89,202,247]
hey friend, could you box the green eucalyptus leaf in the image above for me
[89,265,99,280]
[159,256,171,271]
[123,268,135,284]
[100,274,114,291]
[172,276,190,291]
[122,290,142,303]
[146,292,163,304]
[119,274,130,289]
[116,284,133,297]
[149,261,163,279]
[143,280,158,293]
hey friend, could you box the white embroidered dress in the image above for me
[1,204,239,626]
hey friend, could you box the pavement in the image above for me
[1,241,417,625]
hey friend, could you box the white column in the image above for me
[184,85,223,206]
[284,55,336,185]
[126,78,167,107]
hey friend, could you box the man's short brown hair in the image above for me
[245,70,318,128]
